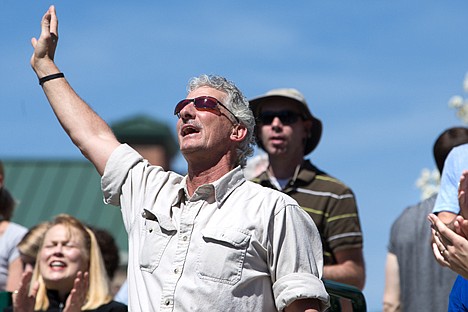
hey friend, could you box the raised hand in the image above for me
[12,269,39,312]
[63,271,89,312]
[30,5,59,77]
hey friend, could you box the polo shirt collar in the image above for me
[256,159,318,189]
[294,159,317,184]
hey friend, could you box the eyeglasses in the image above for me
[257,110,304,125]
[174,96,239,123]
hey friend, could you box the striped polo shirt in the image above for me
[252,159,363,265]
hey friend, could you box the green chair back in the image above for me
[323,279,367,312]
[0,291,12,310]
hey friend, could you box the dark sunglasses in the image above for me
[174,96,239,123]
[258,110,304,125]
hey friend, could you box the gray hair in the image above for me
[187,74,255,167]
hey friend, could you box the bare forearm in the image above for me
[41,75,116,156]
[324,248,366,290]
[323,263,365,290]
[6,258,23,292]
[35,67,118,174]
[383,253,400,312]
[284,298,321,312]
[437,211,457,226]
[31,6,119,174]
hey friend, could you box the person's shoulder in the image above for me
[392,195,436,227]
[245,180,282,195]
[244,180,299,206]
[446,144,468,166]
[7,221,27,229]
[107,300,128,309]
[7,222,28,235]
[452,143,468,153]
[248,170,268,184]
[95,300,128,311]
[307,162,354,192]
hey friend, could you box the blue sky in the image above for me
[2,1,468,310]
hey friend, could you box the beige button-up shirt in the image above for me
[102,144,329,311]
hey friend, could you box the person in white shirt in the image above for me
[29,6,329,311]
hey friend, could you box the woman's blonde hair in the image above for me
[17,222,50,265]
[33,214,112,310]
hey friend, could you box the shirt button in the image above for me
[182,235,188,241]
[174,268,179,274]
[164,299,171,305]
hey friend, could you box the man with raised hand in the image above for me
[30,6,329,312]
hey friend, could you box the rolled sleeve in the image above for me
[273,273,329,311]
[101,144,143,206]
[270,199,330,311]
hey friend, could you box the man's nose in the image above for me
[271,116,283,129]
[179,103,196,120]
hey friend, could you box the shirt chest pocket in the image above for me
[197,228,251,285]
[139,209,177,273]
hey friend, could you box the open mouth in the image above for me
[181,125,200,137]
[49,260,66,269]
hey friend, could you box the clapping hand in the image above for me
[63,271,89,312]
[429,213,468,279]
[12,267,39,312]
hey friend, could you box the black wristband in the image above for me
[39,73,65,86]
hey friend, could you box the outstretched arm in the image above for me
[31,6,120,175]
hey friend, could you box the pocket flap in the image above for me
[201,228,250,248]
[142,209,177,232]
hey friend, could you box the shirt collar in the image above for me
[294,159,318,184]
[212,166,245,206]
[171,175,189,207]
[172,167,245,208]
[254,159,318,189]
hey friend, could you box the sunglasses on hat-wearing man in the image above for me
[174,96,239,123]
[257,110,305,125]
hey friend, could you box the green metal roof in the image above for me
[3,159,128,261]
[3,116,180,265]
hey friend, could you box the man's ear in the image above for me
[230,124,248,142]
[303,120,312,138]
